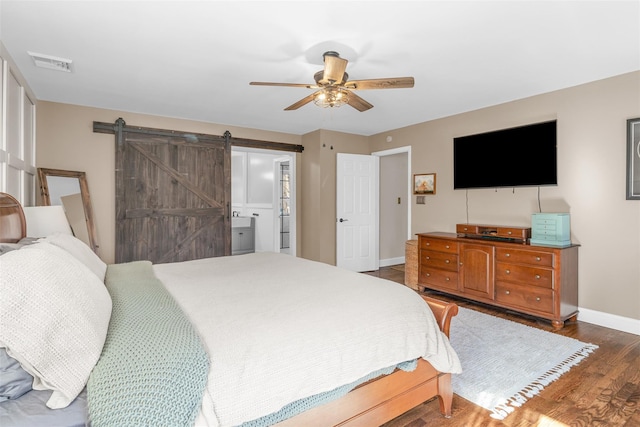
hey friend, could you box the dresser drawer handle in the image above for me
[536,256,541,261]
[505,290,510,295]
[425,273,431,277]
[445,245,450,249]
[445,277,450,281]
[426,256,430,260]
[426,242,430,246]
[445,259,450,264]
[535,274,541,280]
[505,253,510,257]
[505,269,510,274]
[507,231,512,235]
[536,297,541,301]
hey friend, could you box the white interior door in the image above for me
[336,153,379,272]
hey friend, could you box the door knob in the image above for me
[339,218,348,222]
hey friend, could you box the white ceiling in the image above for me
[1,1,638,136]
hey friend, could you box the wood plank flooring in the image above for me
[365,265,640,427]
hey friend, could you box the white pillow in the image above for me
[41,233,107,281]
[0,242,112,409]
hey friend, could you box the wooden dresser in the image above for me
[417,228,579,329]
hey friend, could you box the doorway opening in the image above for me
[231,147,296,256]
[373,146,411,267]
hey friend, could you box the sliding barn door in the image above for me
[115,124,231,264]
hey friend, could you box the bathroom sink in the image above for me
[232,216,253,228]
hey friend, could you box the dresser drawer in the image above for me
[533,215,560,224]
[456,224,479,234]
[420,238,458,254]
[420,250,458,272]
[533,223,558,232]
[495,282,554,314]
[531,232,559,239]
[420,268,458,291]
[495,262,553,288]
[495,248,553,267]
[496,226,530,240]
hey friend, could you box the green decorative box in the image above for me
[530,213,571,247]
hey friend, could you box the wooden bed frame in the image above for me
[276,296,457,426]
[0,192,26,243]
[0,192,458,426]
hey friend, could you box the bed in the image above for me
[0,192,461,427]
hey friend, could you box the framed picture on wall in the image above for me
[627,118,640,200]
[413,173,436,195]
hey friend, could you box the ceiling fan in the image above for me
[250,51,414,112]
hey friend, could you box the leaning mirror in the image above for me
[37,168,99,254]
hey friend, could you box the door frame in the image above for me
[231,146,296,256]
[372,146,412,265]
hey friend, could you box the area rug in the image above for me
[449,307,598,420]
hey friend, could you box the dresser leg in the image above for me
[551,319,565,329]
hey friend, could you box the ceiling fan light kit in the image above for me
[314,87,349,108]
[250,51,414,112]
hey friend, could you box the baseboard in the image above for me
[578,307,640,336]
[379,256,405,267]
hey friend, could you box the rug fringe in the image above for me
[489,343,599,420]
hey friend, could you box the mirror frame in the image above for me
[37,168,99,253]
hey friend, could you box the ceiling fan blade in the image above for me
[346,91,374,112]
[344,77,414,90]
[250,82,318,89]
[320,52,348,85]
[284,91,320,111]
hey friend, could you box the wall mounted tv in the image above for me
[453,120,557,189]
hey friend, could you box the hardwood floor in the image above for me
[365,265,640,427]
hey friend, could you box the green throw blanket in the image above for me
[87,261,210,427]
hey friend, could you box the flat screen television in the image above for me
[453,120,557,189]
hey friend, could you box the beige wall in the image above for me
[36,102,302,263]
[300,129,369,264]
[35,71,640,322]
[368,71,640,321]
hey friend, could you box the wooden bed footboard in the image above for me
[275,296,459,426]
[422,295,458,339]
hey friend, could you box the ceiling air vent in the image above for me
[27,51,72,72]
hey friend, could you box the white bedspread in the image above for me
[154,252,461,427]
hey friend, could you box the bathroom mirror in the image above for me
[37,168,99,253]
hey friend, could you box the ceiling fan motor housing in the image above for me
[314,70,349,87]
[322,51,341,60]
